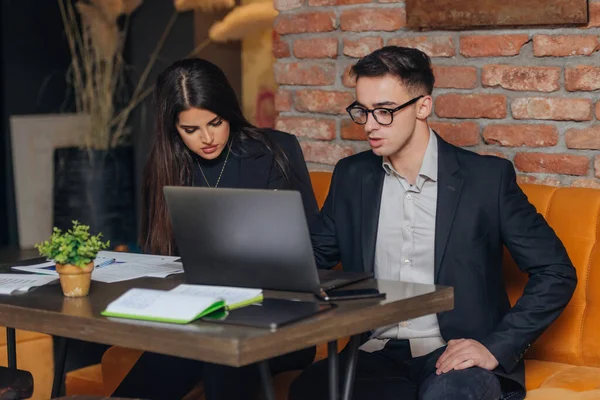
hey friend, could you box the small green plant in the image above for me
[35,221,110,268]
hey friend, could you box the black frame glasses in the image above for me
[345,95,424,126]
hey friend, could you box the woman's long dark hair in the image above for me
[141,58,289,255]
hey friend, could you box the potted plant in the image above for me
[35,220,110,297]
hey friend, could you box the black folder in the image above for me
[203,298,334,330]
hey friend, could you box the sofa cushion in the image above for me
[526,360,600,392]
[526,388,600,399]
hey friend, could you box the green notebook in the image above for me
[101,285,263,324]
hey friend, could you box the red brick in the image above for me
[274,61,336,86]
[572,178,600,188]
[514,153,589,176]
[341,119,365,140]
[388,36,455,57]
[275,117,336,140]
[295,90,355,114]
[340,8,406,32]
[336,0,373,4]
[483,124,558,147]
[586,2,600,28]
[460,34,529,57]
[308,0,335,5]
[293,38,338,59]
[378,0,402,2]
[274,90,292,112]
[517,175,561,187]
[533,34,600,57]
[343,37,384,58]
[565,126,600,149]
[565,66,600,91]
[300,141,354,165]
[429,121,480,146]
[482,65,560,92]
[274,12,337,35]
[435,94,506,119]
[342,65,356,88]
[511,97,592,121]
[596,156,600,178]
[432,66,477,89]
[272,32,290,58]
[274,0,304,11]
[309,0,372,5]
[478,150,508,159]
[597,102,600,119]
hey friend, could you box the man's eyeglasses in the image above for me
[345,95,424,126]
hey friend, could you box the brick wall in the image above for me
[272,0,600,188]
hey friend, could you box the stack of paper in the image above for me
[11,251,184,283]
[92,262,183,283]
[0,274,58,295]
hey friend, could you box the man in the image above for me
[290,46,577,400]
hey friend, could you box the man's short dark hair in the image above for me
[350,46,435,95]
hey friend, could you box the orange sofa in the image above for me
[503,184,600,399]
[0,329,54,399]
[66,174,600,399]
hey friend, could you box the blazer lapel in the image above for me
[237,139,274,190]
[434,136,463,282]
[361,156,385,273]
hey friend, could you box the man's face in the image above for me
[353,74,425,158]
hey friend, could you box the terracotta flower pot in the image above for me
[55,262,94,297]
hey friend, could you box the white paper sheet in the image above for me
[11,252,184,283]
[12,262,58,275]
[0,274,58,295]
[96,251,180,265]
[91,262,183,283]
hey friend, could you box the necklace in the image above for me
[195,143,231,188]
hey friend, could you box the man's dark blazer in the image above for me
[310,133,577,390]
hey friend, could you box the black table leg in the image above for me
[51,337,68,398]
[328,341,339,400]
[258,360,275,400]
[6,328,16,370]
[341,335,361,400]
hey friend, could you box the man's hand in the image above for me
[435,339,499,375]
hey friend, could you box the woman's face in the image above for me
[176,107,230,160]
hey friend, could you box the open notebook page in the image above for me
[170,284,263,309]
[102,288,224,324]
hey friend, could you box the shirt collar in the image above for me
[381,128,438,183]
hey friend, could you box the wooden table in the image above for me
[0,267,453,400]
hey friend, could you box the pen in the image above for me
[95,258,116,269]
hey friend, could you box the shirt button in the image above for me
[406,194,412,199]
[404,259,410,264]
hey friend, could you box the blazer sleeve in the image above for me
[479,161,577,373]
[310,163,342,269]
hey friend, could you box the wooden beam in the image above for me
[406,0,588,30]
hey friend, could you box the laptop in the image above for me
[163,186,371,294]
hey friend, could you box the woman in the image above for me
[112,58,318,399]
